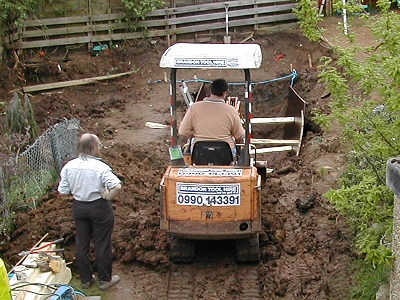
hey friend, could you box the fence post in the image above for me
[386,158,400,299]
[50,128,63,173]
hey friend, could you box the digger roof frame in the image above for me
[159,43,262,69]
[159,43,263,166]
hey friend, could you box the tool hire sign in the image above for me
[176,168,242,206]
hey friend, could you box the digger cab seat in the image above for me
[192,141,233,166]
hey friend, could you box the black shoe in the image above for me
[82,275,97,289]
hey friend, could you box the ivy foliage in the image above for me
[0,0,39,37]
[122,0,164,19]
[0,0,165,43]
[122,0,165,28]
[294,0,400,298]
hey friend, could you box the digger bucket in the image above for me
[250,86,305,157]
[284,86,306,155]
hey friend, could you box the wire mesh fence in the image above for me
[0,118,80,234]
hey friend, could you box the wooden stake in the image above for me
[118,82,129,89]
[308,54,313,68]
[240,32,254,44]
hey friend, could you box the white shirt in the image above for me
[58,154,121,202]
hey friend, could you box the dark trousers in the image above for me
[73,198,114,283]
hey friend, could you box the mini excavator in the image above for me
[159,43,305,262]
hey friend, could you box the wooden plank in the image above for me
[19,22,129,39]
[150,13,296,34]
[250,146,293,154]
[251,117,295,124]
[149,0,295,16]
[24,13,125,27]
[257,22,297,32]
[250,138,300,145]
[139,4,296,27]
[17,36,93,48]
[6,13,124,33]
[22,71,137,93]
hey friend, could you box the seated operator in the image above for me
[178,78,245,157]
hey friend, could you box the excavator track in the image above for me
[167,267,194,299]
[236,264,261,300]
[235,234,260,263]
[170,238,195,263]
[166,261,261,299]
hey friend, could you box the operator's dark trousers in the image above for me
[73,198,114,284]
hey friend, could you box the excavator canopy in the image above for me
[159,43,262,69]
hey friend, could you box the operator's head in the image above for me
[211,79,229,97]
[77,133,101,158]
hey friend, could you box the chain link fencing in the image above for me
[0,118,80,235]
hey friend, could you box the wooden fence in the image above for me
[4,0,297,50]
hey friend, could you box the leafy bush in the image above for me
[122,0,165,30]
[0,0,39,38]
[294,0,400,298]
[292,0,324,41]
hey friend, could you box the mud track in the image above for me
[167,262,260,300]
[167,240,261,300]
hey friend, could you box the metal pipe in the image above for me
[170,69,178,146]
[238,69,251,166]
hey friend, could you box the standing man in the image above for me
[178,78,245,155]
[58,133,122,291]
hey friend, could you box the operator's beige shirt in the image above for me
[178,98,245,149]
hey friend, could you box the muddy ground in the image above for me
[0,16,375,300]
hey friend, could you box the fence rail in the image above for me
[5,0,297,50]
